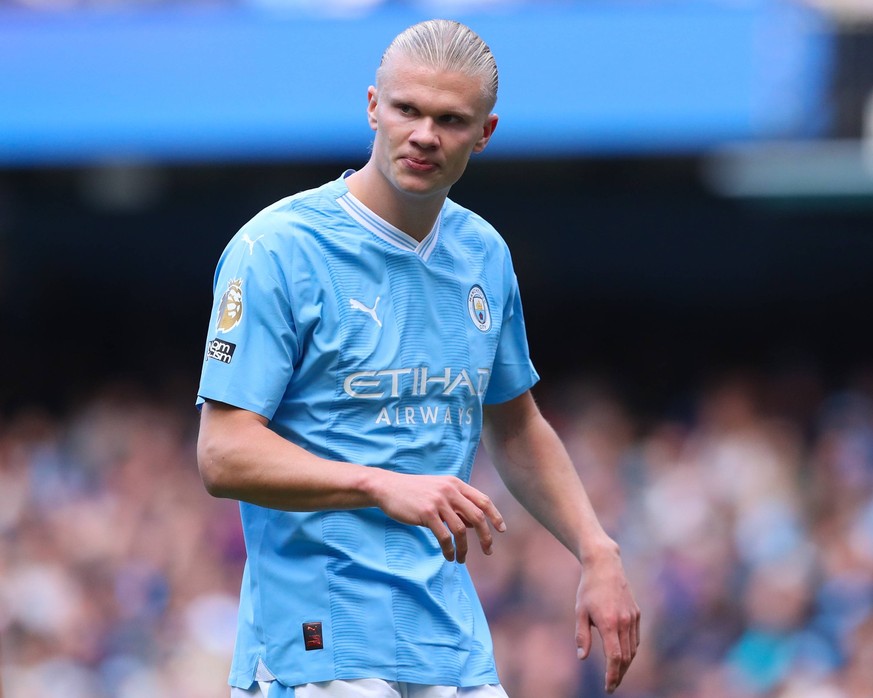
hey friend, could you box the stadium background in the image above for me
[3,1,873,696]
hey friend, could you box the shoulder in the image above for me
[248,178,346,235]
[441,197,512,260]
[443,199,506,242]
[226,177,350,255]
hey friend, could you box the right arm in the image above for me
[196,399,505,562]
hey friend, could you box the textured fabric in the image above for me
[198,172,539,689]
[232,679,509,698]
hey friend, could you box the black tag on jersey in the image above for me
[303,621,324,651]
[206,338,236,364]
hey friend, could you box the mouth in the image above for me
[401,156,438,173]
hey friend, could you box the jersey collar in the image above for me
[337,173,441,262]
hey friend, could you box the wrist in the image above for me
[357,463,391,508]
[578,535,621,567]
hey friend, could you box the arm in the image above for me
[196,399,506,563]
[482,390,640,694]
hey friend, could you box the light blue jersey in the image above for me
[197,172,539,691]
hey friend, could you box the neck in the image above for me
[346,166,446,242]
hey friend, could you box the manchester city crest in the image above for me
[467,284,491,332]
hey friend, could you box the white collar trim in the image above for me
[337,190,441,262]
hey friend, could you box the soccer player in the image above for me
[196,19,640,698]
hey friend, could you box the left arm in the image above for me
[482,389,640,694]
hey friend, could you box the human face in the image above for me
[366,60,498,202]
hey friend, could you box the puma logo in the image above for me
[242,233,264,255]
[350,296,382,327]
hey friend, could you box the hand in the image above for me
[575,545,641,693]
[369,470,506,563]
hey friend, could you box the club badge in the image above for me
[467,284,491,332]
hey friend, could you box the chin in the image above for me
[392,177,441,198]
[397,170,458,195]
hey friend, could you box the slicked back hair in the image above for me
[376,19,499,112]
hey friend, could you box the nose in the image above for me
[410,118,438,149]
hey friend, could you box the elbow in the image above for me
[196,435,235,499]
[197,400,264,500]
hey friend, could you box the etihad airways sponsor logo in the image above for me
[343,366,491,400]
[344,367,489,427]
[376,404,474,427]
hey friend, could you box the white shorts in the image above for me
[231,679,509,698]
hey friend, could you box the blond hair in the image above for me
[377,19,498,111]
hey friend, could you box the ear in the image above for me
[472,113,499,154]
[366,85,378,132]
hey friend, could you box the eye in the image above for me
[397,104,415,116]
[439,114,464,125]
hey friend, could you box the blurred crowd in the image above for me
[2,0,871,23]
[0,0,551,14]
[3,362,873,698]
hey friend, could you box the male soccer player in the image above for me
[196,19,640,698]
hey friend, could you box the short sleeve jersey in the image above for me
[197,172,540,690]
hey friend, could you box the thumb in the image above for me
[575,614,592,660]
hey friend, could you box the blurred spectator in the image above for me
[0,385,245,697]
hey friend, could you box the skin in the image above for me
[198,52,640,693]
[345,59,498,241]
[482,392,640,693]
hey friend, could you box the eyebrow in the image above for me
[390,95,477,120]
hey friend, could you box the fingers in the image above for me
[601,611,640,693]
[457,507,491,559]
[464,483,506,534]
[422,508,460,562]
[454,484,505,561]
[577,604,640,694]
[444,509,470,563]
[426,480,505,563]
[379,473,507,563]
[592,623,625,694]
[604,649,622,694]
[576,614,624,694]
